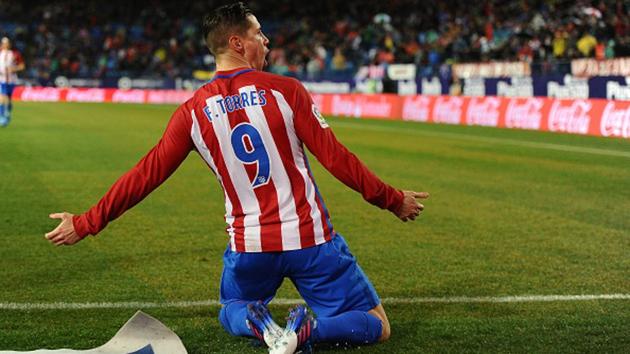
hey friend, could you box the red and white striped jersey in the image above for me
[73,68,404,252]
[0,49,23,84]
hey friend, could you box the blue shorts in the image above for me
[0,83,15,97]
[220,234,380,317]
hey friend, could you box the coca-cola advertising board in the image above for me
[317,93,630,139]
[12,87,630,139]
[13,87,193,105]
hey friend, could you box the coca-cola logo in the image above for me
[402,96,431,122]
[466,97,500,127]
[66,89,106,102]
[20,87,61,102]
[505,98,543,130]
[432,96,463,124]
[146,90,192,104]
[548,100,592,134]
[361,98,392,118]
[330,95,392,118]
[112,90,146,103]
[600,102,630,138]
[331,95,361,117]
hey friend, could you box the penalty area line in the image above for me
[1,294,629,310]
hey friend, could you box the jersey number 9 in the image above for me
[230,123,271,188]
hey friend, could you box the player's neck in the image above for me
[215,52,253,72]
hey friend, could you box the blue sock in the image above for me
[311,311,382,345]
[219,301,254,337]
[0,103,4,117]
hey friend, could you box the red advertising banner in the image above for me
[316,93,630,139]
[322,94,402,120]
[12,87,630,139]
[13,87,193,105]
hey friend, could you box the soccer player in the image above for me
[45,3,428,353]
[0,37,24,127]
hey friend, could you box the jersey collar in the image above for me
[208,68,255,84]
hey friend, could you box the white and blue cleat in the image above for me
[246,301,291,352]
[246,302,316,354]
[284,305,314,354]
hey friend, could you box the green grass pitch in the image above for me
[0,101,629,353]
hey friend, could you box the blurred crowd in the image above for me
[0,0,628,83]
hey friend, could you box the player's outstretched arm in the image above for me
[44,102,195,241]
[45,212,81,246]
[394,191,429,222]
[289,80,412,215]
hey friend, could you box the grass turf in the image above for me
[0,102,628,353]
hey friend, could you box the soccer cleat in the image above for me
[285,305,315,352]
[246,301,284,348]
[268,330,298,354]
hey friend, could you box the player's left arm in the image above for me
[289,81,428,221]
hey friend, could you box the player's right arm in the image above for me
[45,102,195,245]
[286,79,428,221]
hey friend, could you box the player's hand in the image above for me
[395,191,429,222]
[45,212,82,246]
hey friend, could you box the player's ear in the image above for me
[228,35,244,54]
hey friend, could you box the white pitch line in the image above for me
[331,121,630,158]
[1,294,628,310]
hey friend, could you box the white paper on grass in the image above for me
[0,311,188,354]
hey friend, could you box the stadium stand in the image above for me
[0,0,628,84]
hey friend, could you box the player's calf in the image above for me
[282,304,385,351]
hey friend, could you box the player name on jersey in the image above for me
[203,89,267,121]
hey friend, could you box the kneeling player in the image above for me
[201,4,429,352]
[46,3,428,353]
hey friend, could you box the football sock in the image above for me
[5,102,10,123]
[218,301,253,337]
[311,311,382,345]
[0,103,4,117]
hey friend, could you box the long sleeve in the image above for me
[72,103,195,237]
[290,81,404,213]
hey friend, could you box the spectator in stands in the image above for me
[1,0,628,84]
[577,30,598,57]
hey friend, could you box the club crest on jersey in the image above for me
[312,104,329,128]
[203,106,213,122]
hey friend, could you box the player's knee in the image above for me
[218,305,236,336]
[378,315,391,342]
